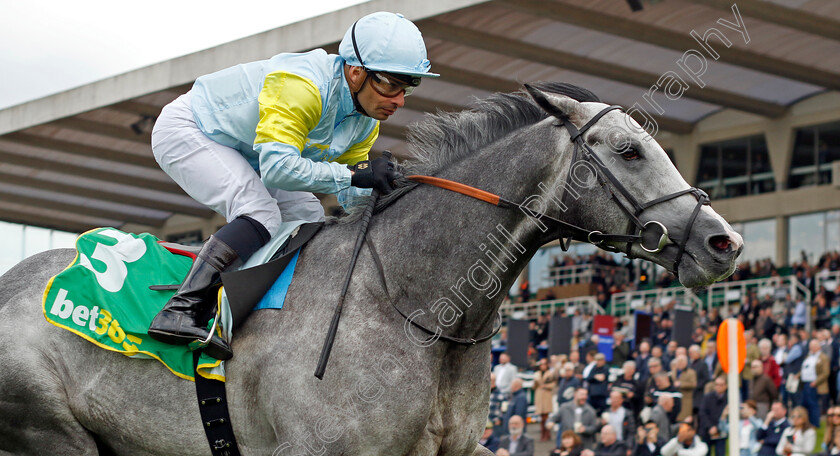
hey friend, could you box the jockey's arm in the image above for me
[334,123,379,209]
[254,71,353,194]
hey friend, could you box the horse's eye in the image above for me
[621,147,640,160]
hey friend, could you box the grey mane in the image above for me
[331,82,600,224]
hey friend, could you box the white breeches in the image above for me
[151,92,324,237]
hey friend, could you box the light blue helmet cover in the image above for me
[339,11,439,78]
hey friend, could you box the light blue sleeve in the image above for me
[337,186,373,211]
[256,142,352,193]
[788,344,802,362]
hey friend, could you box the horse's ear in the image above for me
[524,84,583,126]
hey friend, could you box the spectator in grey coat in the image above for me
[502,378,528,435]
[557,388,601,449]
[650,394,674,442]
[497,415,534,456]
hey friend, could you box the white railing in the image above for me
[499,296,603,320]
[817,270,840,292]
[609,275,812,318]
[704,275,810,312]
[543,264,629,287]
[509,274,817,321]
[609,287,702,317]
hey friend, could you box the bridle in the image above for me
[548,104,710,274]
[373,101,710,347]
[410,103,710,274]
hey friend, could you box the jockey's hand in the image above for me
[349,157,401,194]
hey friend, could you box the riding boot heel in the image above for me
[148,236,240,360]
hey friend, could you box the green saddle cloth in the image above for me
[42,228,226,381]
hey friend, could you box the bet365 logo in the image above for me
[47,228,147,351]
[78,229,146,293]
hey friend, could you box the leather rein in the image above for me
[372,104,709,347]
[407,105,710,269]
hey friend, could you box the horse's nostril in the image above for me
[709,235,731,252]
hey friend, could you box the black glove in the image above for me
[349,157,401,194]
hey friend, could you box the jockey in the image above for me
[147,11,438,360]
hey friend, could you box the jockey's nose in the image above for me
[392,91,406,108]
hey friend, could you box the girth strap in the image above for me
[193,352,240,456]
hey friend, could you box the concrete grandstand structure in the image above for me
[1,0,839,297]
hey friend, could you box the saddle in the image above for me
[159,221,323,330]
[162,222,322,456]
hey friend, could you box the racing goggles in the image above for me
[366,71,420,98]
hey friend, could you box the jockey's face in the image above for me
[357,76,406,120]
[346,65,406,121]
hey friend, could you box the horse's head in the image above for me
[526,85,742,288]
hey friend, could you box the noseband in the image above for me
[374,104,710,346]
[554,105,710,273]
[410,104,710,274]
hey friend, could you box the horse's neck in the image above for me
[372,124,563,334]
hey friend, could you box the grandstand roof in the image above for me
[1,0,838,232]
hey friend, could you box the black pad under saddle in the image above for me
[220,222,322,328]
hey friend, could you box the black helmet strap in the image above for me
[351,21,365,68]
[349,21,370,116]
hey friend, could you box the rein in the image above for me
[369,101,709,348]
[408,175,640,250]
[371,171,638,347]
[365,236,502,346]
[406,103,710,273]
[552,105,710,273]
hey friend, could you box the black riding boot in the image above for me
[148,235,239,360]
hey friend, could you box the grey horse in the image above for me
[0,84,742,455]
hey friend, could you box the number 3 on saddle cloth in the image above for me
[41,221,321,382]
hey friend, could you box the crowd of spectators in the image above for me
[486,249,840,455]
[487,285,840,456]
[519,250,840,312]
[541,253,784,295]
[541,253,636,299]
